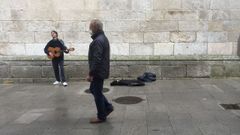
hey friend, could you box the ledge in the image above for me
[0,55,240,61]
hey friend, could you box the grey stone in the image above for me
[10,66,42,78]
[161,66,186,78]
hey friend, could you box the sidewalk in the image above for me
[0,79,240,135]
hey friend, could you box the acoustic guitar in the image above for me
[47,47,75,59]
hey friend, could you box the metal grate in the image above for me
[84,88,110,94]
[220,103,240,110]
[113,96,144,105]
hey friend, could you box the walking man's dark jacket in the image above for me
[88,31,110,79]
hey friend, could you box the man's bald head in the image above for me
[89,19,103,35]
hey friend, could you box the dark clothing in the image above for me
[44,38,68,82]
[88,31,112,120]
[52,60,66,82]
[88,31,110,80]
[89,78,113,120]
[44,39,69,61]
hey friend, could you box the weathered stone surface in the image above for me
[65,65,88,78]
[179,21,207,31]
[8,32,34,43]
[161,66,186,78]
[154,43,174,55]
[225,64,240,77]
[110,66,129,78]
[208,43,233,55]
[123,33,143,43]
[208,32,228,43]
[187,64,210,78]
[211,65,225,77]
[144,32,169,43]
[141,21,178,32]
[111,43,130,56]
[182,0,210,10]
[170,32,196,43]
[25,43,46,56]
[42,66,54,78]
[130,43,154,55]
[153,0,181,10]
[0,43,26,56]
[0,65,9,78]
[10,66,41,78]
[128,65,146,78]
[174,43,207,55]
[208,21,223,32]
[210,0,230,9]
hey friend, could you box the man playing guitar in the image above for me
[44,30,74,87]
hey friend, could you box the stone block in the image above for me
[223,21,240,31]
[196,32,208,43]
[0,10,11,20]
[42,66,54,78]
[141,21,178,32]
[208,32,228,43]
[123,33,143,43]
[25,43,46,56]
[111,43,129,56]
[210,0,230,9]
[71,43,89,56]
[105,21,140,32]
[27,21,54,32]
[227,32,240,42]
[208,43,233,55]
[98,0,131,10]
[208,21,223,32]
[154,43,174,55]
[182,0,210,10]
[211,65,225,77]
[174,43,207,55]
[2,21,27,32]
[8,32,34,43]
[144,32,169,43]
[230,10,240,20]
[105,32,124,43]
[225,64,240,77]
[187,64,210,78]
[10,66,42,78]
[0,65,9,78]
[130,43,154,55]
[161,66,186,78]
[54,21,86,32]
[0,43,26,56]
[179,21,207,31]
[63,32,80,42]
[131,0,152,11]
[110,66,129,78]
[0,32,8,42]
[153,0,181,10]
[65,65,88,78]
[209,10,230,20]
[170,32,196,43]
[229,0,240,9]
[128,65,146,78]
[34,32,53,43]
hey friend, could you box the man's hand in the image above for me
[49,52,54,57]
[86,75,93,82]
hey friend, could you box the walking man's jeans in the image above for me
[52,60,66,82]
[90,77,113,120]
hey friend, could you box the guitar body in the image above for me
[47,47,61,59]
[47,47,75,59]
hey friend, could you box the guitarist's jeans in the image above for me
[52,60,66,82]
[90,77,113,120]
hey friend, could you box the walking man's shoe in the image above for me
[90,118,106,124]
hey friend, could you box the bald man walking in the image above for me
[87,19,114,124]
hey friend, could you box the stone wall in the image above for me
[0,0,240,81]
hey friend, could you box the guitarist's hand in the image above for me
[49,52,54,57]
[86,75,93,82]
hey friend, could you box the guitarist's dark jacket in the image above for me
[44,39,69,61]
[88,31,110,80]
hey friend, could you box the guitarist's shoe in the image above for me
[63,82,68,87]
[53,81,60,85]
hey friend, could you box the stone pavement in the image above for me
[0,79,240,135]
